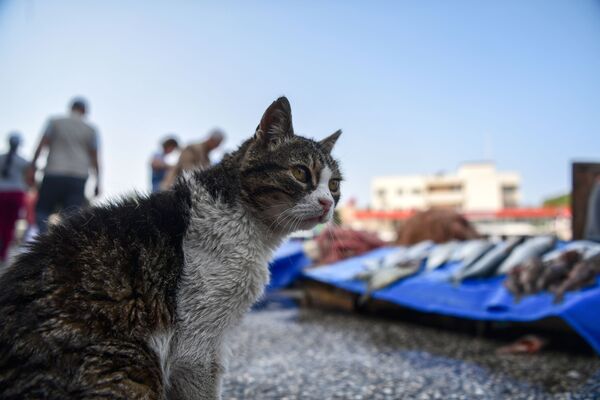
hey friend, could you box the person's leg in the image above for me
[35,175,64,234]
[0,192,10,261]
[62,176,88,216]
[0,192,25,262]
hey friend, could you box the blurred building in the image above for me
[343,163,570,240]
[340,203,572,241]
[371,162,520,212]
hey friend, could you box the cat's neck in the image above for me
[181,169,285,257]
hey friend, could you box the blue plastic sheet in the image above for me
[267,240,311,292]
[302,246,600,354]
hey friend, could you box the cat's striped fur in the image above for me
[0,97,341,399]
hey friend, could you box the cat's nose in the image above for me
[318,198,333,213]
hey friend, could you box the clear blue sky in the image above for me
[1,0,599,206]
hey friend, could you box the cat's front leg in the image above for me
[167,359,224,400]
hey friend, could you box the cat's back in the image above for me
[0,188,191,399]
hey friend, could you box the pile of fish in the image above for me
[504,241,600,303]
[347,237,600,304]
[450,236,556,283]
[352,240,434,302]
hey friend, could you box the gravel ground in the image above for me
[223,301,600,400]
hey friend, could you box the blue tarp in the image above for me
[302,246,600,354]
[267,240,311,292]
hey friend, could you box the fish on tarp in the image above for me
[359,260,422,303]
[353,240,432,282]
[425,241,459,271]
[504,263,526,301]
[536,250,582,292]
[457,239,495,268]
[496,236,556,275]
[552,253,600,303]
[542,241,600,264]
[519,257,546,295]
[504,257,546,301]
[353,246,410,280]
[448,241,468,263]
[405,240,434,261]
[453,238,523,282]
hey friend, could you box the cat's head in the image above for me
[237,97,342,235]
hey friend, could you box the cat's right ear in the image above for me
[255,97,294,148]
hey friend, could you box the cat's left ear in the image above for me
[255,97,294,148]
[319,129,342,153]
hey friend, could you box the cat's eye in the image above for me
[329,179,340,192]
[291,166,310,183]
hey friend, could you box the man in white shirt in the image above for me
[28,98,101,233]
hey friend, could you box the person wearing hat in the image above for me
[0,132,30,265]
[28,97,101,233]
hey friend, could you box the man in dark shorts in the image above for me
[28,98,101,233]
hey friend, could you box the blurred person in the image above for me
[28,97,101,233]
[584,176,600,242]
[0,133,29,265]
[150,135,179,192]
[160,128,225,189]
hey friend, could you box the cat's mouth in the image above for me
[302,214,328,225]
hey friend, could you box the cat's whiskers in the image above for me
[268,208,294,233]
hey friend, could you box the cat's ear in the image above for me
[319,129,342,153]
[255,97,294,148]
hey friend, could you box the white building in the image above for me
[371,162,521,212]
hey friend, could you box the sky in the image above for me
[1,0,599,207]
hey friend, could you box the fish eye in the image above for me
[291,166,310,183]
[329,179,340,192]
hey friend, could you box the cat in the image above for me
[0,97,342,399]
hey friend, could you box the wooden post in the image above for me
[571,162,600,240]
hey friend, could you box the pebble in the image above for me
[223,304,600,399]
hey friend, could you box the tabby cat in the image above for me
[0,97,342,399]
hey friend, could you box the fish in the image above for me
[542,240,600,264]
[425,241,459,271]
[359,260,421,303]
[536,250,581,292]
[504,258,544,302]
[453,237,523,282]
[504,264,526,301]
[496,236,556,275]
[518,257,545,295]
[353,246,410,280]
[405,240,434,262]
[448,241,468,262]
[457,239,495,268]
[552,253,600,303]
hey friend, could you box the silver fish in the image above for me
[496,236,556,275]
[425,241,459,271]
[448,241,467,262]
[454,238,522,282]
[457,240,495,269]
[543,240,600,263]
[359,261,421,303]
[405,240,434,262]
[354,247,408,280]
[354,241,432,282]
